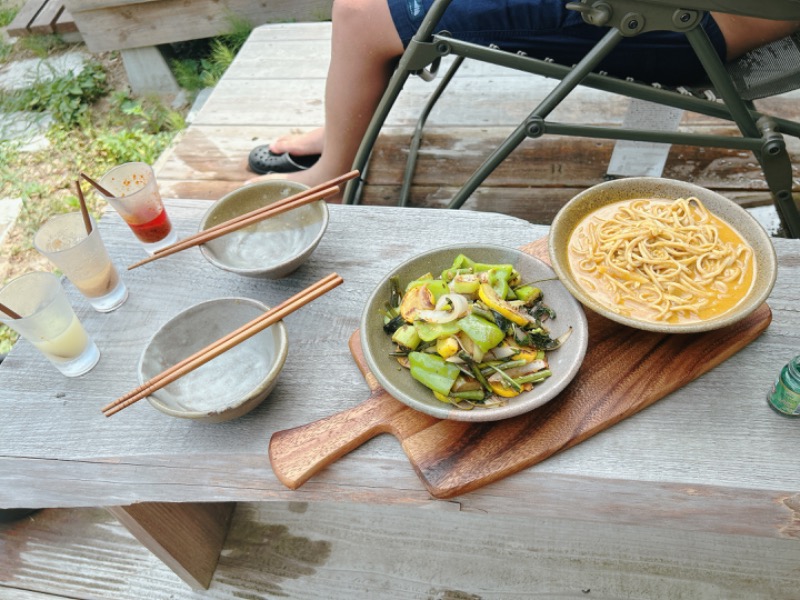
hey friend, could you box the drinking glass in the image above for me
[34,212,128,312]
[0,272,100,377]
[96,162,177,254]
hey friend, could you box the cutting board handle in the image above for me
[269,391,412,489]
[269,332,439,489]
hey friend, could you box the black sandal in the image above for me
[248,145,321,175]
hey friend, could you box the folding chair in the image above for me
[342,0,800,239]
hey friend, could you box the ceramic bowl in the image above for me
[548,177,777,334]
[139,297,288,422]
[360,244,589,422]
[198,180,329,279]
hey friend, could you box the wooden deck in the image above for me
[155,22,800,226]
[3,22,800,599]
[4,500,800,599]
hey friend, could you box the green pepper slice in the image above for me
[458,313,505,353]
[409,352,461,396]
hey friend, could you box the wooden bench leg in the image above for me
[120,46,181,95]
[107,501,235,590]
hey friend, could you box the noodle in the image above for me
[567,197,754,323]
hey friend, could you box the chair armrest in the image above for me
[634,0,800,20]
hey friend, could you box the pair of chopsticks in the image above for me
[101,272,343,417]
[126,170,360,271]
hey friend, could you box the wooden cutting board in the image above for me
[268,238,772,499]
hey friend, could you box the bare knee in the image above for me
[332,0,404,57]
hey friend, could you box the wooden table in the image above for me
[1,200,799,591]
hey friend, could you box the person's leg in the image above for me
[248,0,404,191]
[711,14,800,60]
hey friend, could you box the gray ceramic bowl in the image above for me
[548,177,777,334]
[360,244,589,422]
[139,297,288,423]
[198,180,329,279]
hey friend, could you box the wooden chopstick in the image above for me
[127,170,360,271]
[127,185,337,270]
[158,169,360,249]
[75,181,93,234]
[0,302,22,320]
[80,172,115,198]
[102,273,343,417]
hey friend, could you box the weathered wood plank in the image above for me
[5,0,48,37]
[155,180,776,226]
[157,123,799,187]
[108,502,235,590]
[64,0,332,52]
[154,124,786,224]
[3,502,800,599]
[54,6,78,33]
[28,0,64,34]
[0,202,798,534]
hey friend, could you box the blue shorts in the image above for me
[388,0,727,84]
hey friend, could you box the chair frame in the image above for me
[343,0,800,238]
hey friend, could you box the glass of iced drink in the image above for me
[0,272,100,377]
[34,212,128,312]
[96,162,177,254]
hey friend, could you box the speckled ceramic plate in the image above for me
[548,177,777,334]
[359,244,589,422]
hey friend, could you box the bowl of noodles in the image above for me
[548,177,777,334]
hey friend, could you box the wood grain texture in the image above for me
[29,0,64,34]
[64,0,332,52]
[268,238,772,498]
[107,501,235,589]
[5,502,800,599]
[1,202,798,543]
[269,336,438,489]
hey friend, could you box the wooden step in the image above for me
[6,0,78,38]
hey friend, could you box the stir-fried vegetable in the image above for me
[382,254,571,410]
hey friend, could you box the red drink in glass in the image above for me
[97,162,177,254]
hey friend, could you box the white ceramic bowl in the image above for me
[198,180,328,279]
[139,297,288,422]
[360,244,589,422]
[548,177,777,333]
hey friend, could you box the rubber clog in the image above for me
[248,145,321,175]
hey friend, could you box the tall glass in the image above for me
[96,162,177,254]
[34,212,128,312]
[0,272,100,377]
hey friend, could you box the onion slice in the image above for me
[416,293,470,323]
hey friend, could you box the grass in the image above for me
[0,10,251,354]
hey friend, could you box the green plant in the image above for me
[0,61,108,126]
[0,6,18,62]
[18,34,70,58]
[0,40,12,63]
[0,5,18,27]
[0,327,18,356]
[109,91,186,134]
[170,14,252,91]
